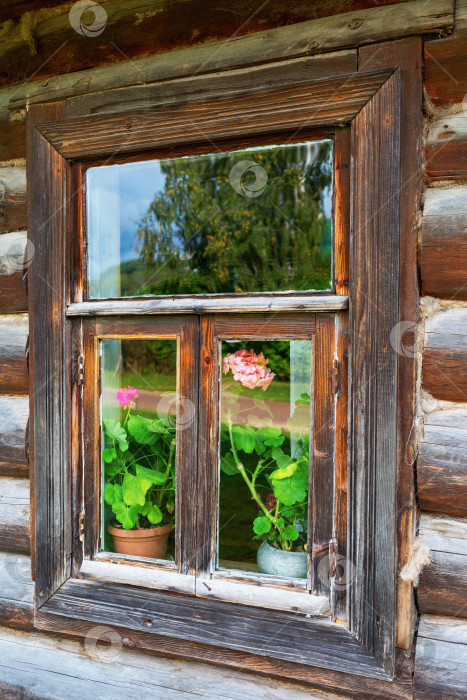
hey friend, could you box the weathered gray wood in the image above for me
[0,396,28,478]
[418,614,467,644]
[67,52,358,117]
[2,0,453,112]
[80,559,196,595]
[348,71,401,675]
[28,102,71,605]
[37,69,393,160]
[423,308,467,402]
[0,552,33,603]
[421,186,467,300]
[415,633,467,698]
[418,515,467,619]
[0,476,30,554]
[419,410,467,517]
[0,626,345,700]
[39,578,390,680]
[0,167,26,234]
[0,314,28,395]
[66,296,349,316]
[0,231,28,314]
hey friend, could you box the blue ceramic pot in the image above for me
[257,539,307,578]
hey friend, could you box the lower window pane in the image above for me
[218,340,312,578]
[100,338,177,561]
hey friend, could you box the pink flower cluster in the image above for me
[223,348,275,391]
[117,386,139,410]
[257,493,278,511]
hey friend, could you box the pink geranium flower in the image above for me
[223,348,275,391]
[117,386,139,410]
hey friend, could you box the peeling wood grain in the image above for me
[0,477,30,554]
[426,115,467,181]
[414,634,467,699]
[423,308,467,402]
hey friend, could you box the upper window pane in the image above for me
[86,139,333,298]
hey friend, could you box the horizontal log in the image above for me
[0,396,28,478]
[426,114,467,180]
[0,314,28,395]
[67,51,357,117]
[421,187,467,300]
[0,625,346,700]
[66,295,349,316]
[418,409,467,517]
[1,0,453,111]
[418,514,467,618]
[0,232,28,314]
[415,616,467,698]
[422,308,467,402]
[0,110,25,162]
[0,167,26,234]
[424,0,467,106]
[0,477,30,554]
[0,552,33,603]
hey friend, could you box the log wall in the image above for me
[0,0,465,697]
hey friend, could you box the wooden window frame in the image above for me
[27,60,408,683]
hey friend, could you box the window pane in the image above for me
[100,338,177,561]
[218,340,311,579]
[87,139,333,298]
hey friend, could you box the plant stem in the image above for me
[157,439,175,507]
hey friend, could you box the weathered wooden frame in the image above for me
[29,62,403,682]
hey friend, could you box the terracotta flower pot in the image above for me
[108,522,173,559]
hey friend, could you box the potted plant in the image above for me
[221,349,310,578]
[102,386,175,559]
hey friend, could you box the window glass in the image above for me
[100,338,177,561]
[218,339,312,578]
[86,140,333,298]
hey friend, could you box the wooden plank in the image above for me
[418,409,467,517]
[0,625,355,700]
[359,36,421,651]
[421,186,467,300]
[27,101,70,605]
[0,551,33,603]
[423,309,467,403]
[0,110,25,162]
[0,314,28,394]
[67,52,358,117]
[37,70,394,160]
[348,71,401,675]
[67,296,349,316]
[1,0,453,112]
[0,231,27,314]
[415,634,467,699]
[418,514,467,619]
[80,559,195,595]
[426,114,467,181]
[418,614,467,643]
[424,0,467,107]
[0,167,26,234]
[0,395,28,478]
[40,577,390,680]
[0,477,30,554]
[310,314,334,596]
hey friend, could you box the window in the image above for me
[30,62,405,682]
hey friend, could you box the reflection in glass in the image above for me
[87,140,333,298]
[218,340,311,577]
[100,338,177,560]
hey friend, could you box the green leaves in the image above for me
[135,464,167,485]
[260,427,285,447]
[232,426,256,454]
[102,447,118,463]
[271,446,293,469]
[270,462,297,480]
[122,473,152,507]
[220,451,238,475]
[112,502,140,530]
[253,516,272,535]
[141,502,163,525]
[103,419,129,452]
[127,416,159,445]
[104,483,122,506]
[272,471,308,506]
[282,524,299,541]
